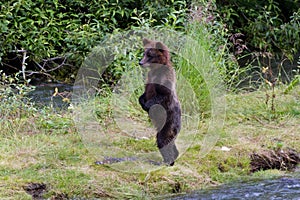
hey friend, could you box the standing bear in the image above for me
[139,38,181,166]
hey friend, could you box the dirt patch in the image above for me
[250,148,300,172]
[51,193,69,200]
[23,182,47,199]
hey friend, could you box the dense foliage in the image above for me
[215,0,300,58]
[0,0,188,80]
[0,0,299,86]
[192,0,300,89]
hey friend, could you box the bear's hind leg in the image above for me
[157,133,179,166]
[158,140,179,166]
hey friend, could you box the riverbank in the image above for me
[171,174,300,199]
[0,85,299,199]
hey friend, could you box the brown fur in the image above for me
[139,38,181,166]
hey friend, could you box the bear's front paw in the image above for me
[139,94,145,105]
[145,97,160,109]
[149,104,167,131]
[139,94,148,111]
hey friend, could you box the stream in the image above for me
[171,175,300,200]
[28,83,72,108]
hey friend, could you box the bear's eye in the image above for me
[147,49,156,58]
[146,52,153,58]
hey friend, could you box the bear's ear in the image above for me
[156,41,170,61]
[143,38,151,46]
[156,41,167,51]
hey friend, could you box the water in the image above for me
[171,176,300,200]
[28,83,72,108]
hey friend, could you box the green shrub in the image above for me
[191,1,300,90]
[215,0,300,57]
[0,0,189,81]
[0,71,36,120]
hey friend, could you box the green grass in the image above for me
[0,84,299,199]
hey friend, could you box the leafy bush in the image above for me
[215,0,300,57]
[190,1,300,90]
[0,0,189,81]
[0,70,36,120]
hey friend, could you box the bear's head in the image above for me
[139,38,170,67]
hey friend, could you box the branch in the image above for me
[33,60,47,72]
[25,70,54,79]
[46,56,67,72]
[10,49,27,53]
[21,49,29,84]
[42,56,65,62]
[2,62,19,71]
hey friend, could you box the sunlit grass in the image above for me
[0,83,299,199]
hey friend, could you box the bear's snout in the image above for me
[139,57,146,66]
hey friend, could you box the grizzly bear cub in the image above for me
[139,38,181,166]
